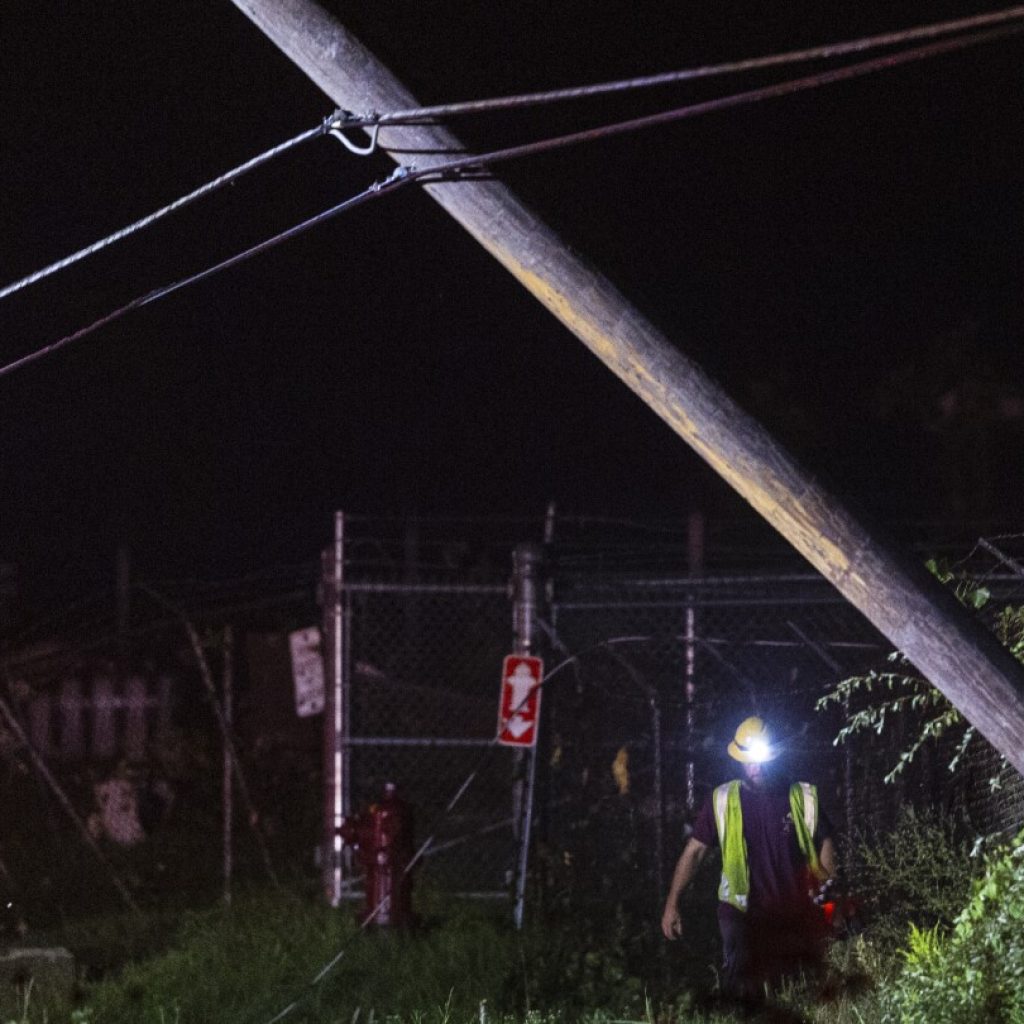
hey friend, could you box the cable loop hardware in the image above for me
[371,165,413,191]
[326,109,381,156]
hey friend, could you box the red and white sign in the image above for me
[497,655,543,747]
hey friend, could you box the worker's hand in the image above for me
[661,903,682,941]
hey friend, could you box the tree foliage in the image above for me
[816,560,1024,789]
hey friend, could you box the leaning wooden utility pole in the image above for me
[229,0,1024,773]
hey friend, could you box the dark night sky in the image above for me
[2,2,1023,598]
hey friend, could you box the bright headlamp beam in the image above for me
[746,738,772,763]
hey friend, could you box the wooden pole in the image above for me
[228,0,1024,774]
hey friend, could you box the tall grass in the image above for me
[16,822,994,1024]
[58,893,750,1024]
[77,896,521,1024]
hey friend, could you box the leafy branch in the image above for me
[816,560,1023,787]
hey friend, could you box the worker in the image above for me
[661,716,836,1001]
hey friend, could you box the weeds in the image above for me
[881,829,1024,1023]
[852,806,981,950]
[7,812,1017,1024]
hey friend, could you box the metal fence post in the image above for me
[223,624,234,906]
[322,511,347,906]
[684,512,704,814]
[650,690,665,893]
[787,620,854,865]
[512,541,544,929]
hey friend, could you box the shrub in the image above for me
[817,563,1024,794]
[883,830,1024,1024]
[854,805,979,950]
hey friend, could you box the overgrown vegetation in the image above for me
[0,812,1018,1024]
[853,806,981,949]
[810,559,1024,1022]
[12,894,733,1024]
[78,896,518,1024]
[817,560,1024,790]
[881,829,1024,1023]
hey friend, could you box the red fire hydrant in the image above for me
[340,782,414,927]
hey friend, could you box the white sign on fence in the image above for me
[289,627,325,717]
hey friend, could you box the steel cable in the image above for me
[358,3,1024,128]
[3,21,1021,382]
[0,122,330,302]
[3,5,1022,304]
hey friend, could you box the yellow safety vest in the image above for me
[712,780,823,912]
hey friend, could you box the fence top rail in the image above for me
[347,736,497,747]
[553,596,854,610]
[344,581,507,596]
[701,637,882,649]
[565,573,825,588]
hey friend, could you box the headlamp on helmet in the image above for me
[728,716,777,763]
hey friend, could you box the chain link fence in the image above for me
[336,531,1024,919]
[4,520,1024,925]
[343,581,520,896]
[337,562,891,915]
[538,574,884,921]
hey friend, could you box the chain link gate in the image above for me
[340,579,521,897]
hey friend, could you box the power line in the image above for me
[0,121,331,303]
[414,22,1024,178]
[359,3,1024,127]
[3,5,1022,306]
[0,171,410,379]
[2,21,1022,382]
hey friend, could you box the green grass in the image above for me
[76,896,528,1024]
[9,892,749,1024]
[0,889,920,1024]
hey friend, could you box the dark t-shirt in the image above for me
[691,779,832,920]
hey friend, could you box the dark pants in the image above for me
[719,904,827,1000]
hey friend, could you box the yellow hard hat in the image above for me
[728,716,777,763]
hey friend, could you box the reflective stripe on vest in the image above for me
[790,782,824,881]
[712,780,822,913]
[713,781,749,911]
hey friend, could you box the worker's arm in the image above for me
[819,836,837,881]
[661,836,709,940]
